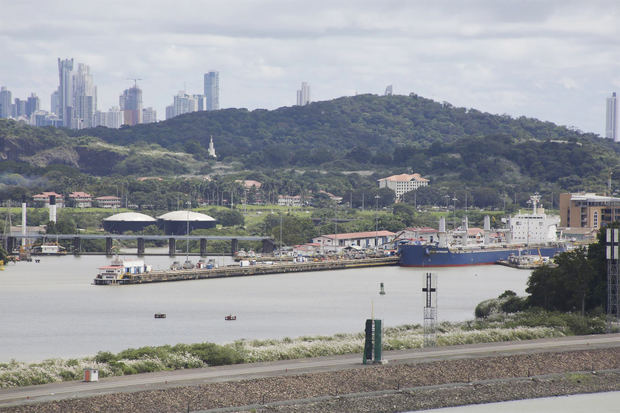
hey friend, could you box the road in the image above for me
[1,334,619,407]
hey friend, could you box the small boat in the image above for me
[170,261,182,270]
[182,260,195,269]
[93,257,151,285]
[154,313,166,319]
[224,314,237,321]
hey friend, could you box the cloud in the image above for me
[1,0,620,134]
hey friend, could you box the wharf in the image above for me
[95,256,399,285]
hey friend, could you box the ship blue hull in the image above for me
[399,244,566,267]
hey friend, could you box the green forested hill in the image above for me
[2,93,620,199]
[79,93,611,169]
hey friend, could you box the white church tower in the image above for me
[208,136,216,158]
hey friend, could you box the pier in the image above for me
[2,234,274,257]
[95,256,400,285]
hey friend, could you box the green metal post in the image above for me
[363,319,373,364]
[373,319,382,363]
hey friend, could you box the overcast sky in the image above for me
[1,0,619,135]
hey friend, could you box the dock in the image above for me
[94,256,400,285]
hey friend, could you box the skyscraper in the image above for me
[142,107,157,124]
[50,90,59,115]
[607,92,618,142]
[72,63,97,128]
[25,93,40,117]
[0,86,13,118]
[57,58,74,127]
[204,71,219,111]
[119,84,143,126]
[296,82,310,106]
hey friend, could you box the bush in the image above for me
[94,351,116,364]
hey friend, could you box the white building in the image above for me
[68,191,93,208]
[166,91,199,119]
[313,230,396,250]
[95,107,123,129]
[95,196,122,208]
[72,63,97,129]
[278,195,302,207]
[296,82,310,106]
[377,173,429,201]
[142,107,157,124]
[607,92,618,141]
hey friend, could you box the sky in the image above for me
[1,0,620,136]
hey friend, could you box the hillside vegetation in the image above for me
[2,93,620,198]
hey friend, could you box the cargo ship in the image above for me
[399,194,568,267]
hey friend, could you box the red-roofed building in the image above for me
[32,192,64,208]
[378,173,429,201]
[95,196,122,208]
[312,230,396,250]
[68,191,92,208]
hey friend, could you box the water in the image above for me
[0,254,530,362]
[418,391,620,412]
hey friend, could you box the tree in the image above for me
[526,248,596,314]
[209,208,244,227]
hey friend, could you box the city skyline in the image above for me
[1,1,620,135]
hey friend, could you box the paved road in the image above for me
[1,334,619,407]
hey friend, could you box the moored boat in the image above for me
[399,194,568,267]
[93,257,151,285]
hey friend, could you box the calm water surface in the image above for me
[418,391,620,412]
[0,254,530,361]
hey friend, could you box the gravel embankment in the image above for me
[2,348,619,413]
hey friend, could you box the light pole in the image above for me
[375,194,380,251]
[279,212,283,264]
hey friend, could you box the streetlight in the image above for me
[375,194,380,251]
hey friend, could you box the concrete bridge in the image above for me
[2,234,275,257]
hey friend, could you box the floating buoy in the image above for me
[379,282,386,295]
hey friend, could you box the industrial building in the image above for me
[156,211,217,235]
[102,212,157,233]
[559,192,620,230]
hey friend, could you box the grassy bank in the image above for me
[0,311,607,389]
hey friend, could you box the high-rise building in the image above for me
[0,86,13,118]
[168,91,198,119]
[57,58,74,127]
[194,94,207,111]
[203,71,219,111]
[50,90,59,115]
[95,106,123,129]
[72,63,97,129]
[384,85,393,96]
[119,85,143,126]
[296,82,310,106]
[25,93,40,117]
[142,107,157,123]
[607,92,618,142]
[12,98,26,118]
